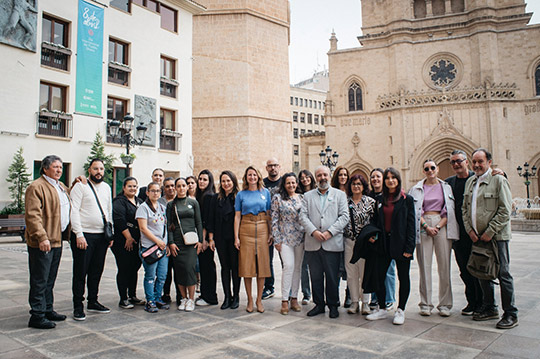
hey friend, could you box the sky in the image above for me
[289,0,540,84]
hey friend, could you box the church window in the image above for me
[432,0,445,16]
[348,82,363,111]
[534,64,540,96]
[429,59,457,88]
[414,0,426,18]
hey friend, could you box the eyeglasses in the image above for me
[351,183,363,187]
[148,189,161,193]
[424,166,436,172]
[267,164,279,168]
[450,159,465,165]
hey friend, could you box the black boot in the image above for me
[221,297,231,310]
[230,296,240,309]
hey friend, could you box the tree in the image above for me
[5,147,31,214]
[84,132,115,186]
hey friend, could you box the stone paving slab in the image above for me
[0,232,539,358]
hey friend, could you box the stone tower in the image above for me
[191,0,291,179]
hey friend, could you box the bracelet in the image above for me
[422,222,427,228]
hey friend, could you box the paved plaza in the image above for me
[0,232,539,358]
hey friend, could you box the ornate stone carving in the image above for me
[0,0,38,52]
[134,95,157,147]
[377,83,517,110]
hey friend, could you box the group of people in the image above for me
[24,148,517,331]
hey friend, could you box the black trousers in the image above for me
[215,237,240,299]
[70,232,109,308]
[111,244,141,300]
[264,244,275,292]
[453,235,483,309]
[305,249,341,308]
[28,246,62,319]
[198,246,218,304]
[163,256,181,299]
[375,257,411,311]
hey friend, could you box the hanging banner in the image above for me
[75,0,104,116]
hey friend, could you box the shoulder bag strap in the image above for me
[88,181,107,227]
[349,200,358,239]
[174,202,186,238]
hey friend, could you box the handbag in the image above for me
[467,239,500,280]
[88,181,114,240]
[174,204,199,245]
[141,244,164,265]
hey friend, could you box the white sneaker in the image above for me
[178,298,187,311]
[185,299,195,312]
[419,306,432,316]
[195,297,209,306]
[393,308,405,325]
[439,307,451,317]
[366,308,387,321]
[361,303,371,315]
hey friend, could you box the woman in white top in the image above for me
[136,182,169,313]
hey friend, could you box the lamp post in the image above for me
[108,114,147,174]
[516,162,537,208]
[319,145,339,172]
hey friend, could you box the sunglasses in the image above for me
[424,166,436,172]
[450,159,465,165]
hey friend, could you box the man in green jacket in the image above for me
[462,148,517,329]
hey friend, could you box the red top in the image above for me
[383,202,394,233]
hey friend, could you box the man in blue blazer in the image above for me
[300,166,349,318]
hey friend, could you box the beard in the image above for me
[90,174,104,183]
[317,179,329,190]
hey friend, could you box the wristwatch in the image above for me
[435,225,441,230]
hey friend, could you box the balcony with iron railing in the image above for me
[36,110,73,138]
[41,42,71,71]
[160,128,182,151]
[160,77,178,98]
[108,62,131,86]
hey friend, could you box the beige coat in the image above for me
[25,176,71,248]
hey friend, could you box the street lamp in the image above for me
[516,162,537,208]
[108,114,148,174]
[319,145,339,172]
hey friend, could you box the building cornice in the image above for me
[195,8,289,28]
[167,0,206,15]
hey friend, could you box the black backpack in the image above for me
[467,239,500,280]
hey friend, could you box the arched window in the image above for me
[348,83,363,111]
[432,0,445,16]
[535,64,540,96]
[451,0,464,13]
[414,0,426,18]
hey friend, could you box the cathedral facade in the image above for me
[324,0,540,197]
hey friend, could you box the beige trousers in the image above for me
[417,214,453,310]
[344,237,370,304]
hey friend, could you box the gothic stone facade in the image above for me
[323,0,540,197]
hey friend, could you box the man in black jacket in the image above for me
[445,150,482,316]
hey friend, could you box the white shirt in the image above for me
[43,175,70,231]
[70,180,113,237]
[471,168,491,233]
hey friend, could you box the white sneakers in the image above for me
[347,302,359,314]
[419,306,432,316]
[361,303,371,315]
[439,307,451,317]
[366,308,387,321]
[393,308,405,325]
[178,298,187,311]
[178,298,195,312]
[185,299,195,312]
[195,297,210,306]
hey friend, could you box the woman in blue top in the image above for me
[234,166,271,313]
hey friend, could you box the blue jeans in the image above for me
[140,249,169,303]
[371,259,396,304]
[301,256,311,299]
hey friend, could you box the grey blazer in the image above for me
[299,187,349,252]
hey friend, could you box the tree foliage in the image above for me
[84,132,115,186]
[4,147,31,214]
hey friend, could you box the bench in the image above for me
[0,217,26,242]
